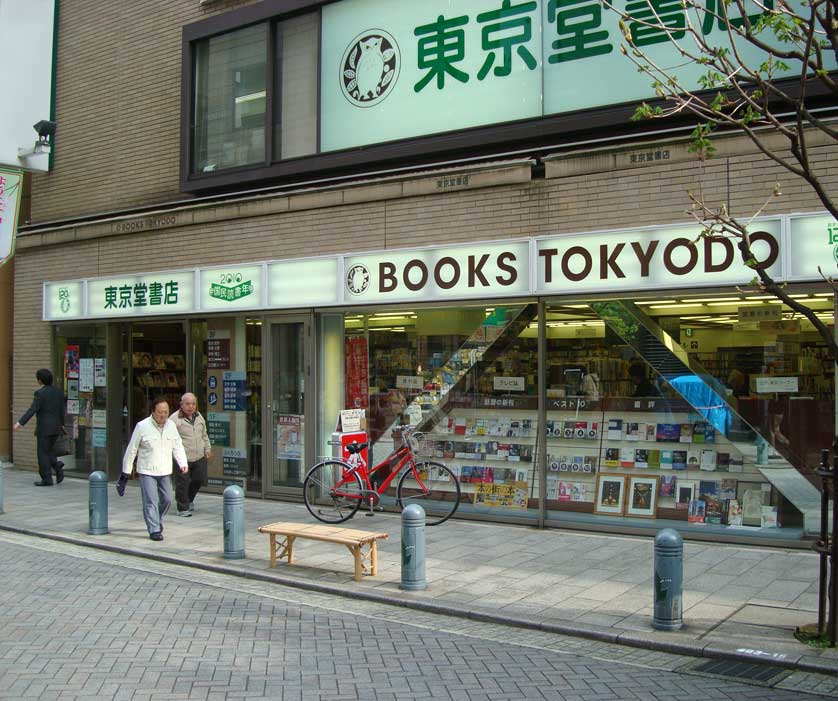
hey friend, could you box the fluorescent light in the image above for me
[564,304,591,309]
[636,300,677,305]
[648,303,706,309]
[683,296,741,303]
[707,300,763,306]
[373,312,415,317]
[814,293,835,297]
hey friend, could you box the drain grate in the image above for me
[692,658,787,684]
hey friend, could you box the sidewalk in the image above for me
[1,466,836,676]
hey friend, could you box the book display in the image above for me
[417,392,779,529]
[131,340,186,421]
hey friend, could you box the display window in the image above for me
[53,325,108,475]
[543,289,834,537]
[344,302,543,521]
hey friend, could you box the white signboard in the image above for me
[345,241,530,304]
[396,375,424,390]
[339,408,366,432]
[755,376,799,394]
[87,271,195,318]
[537,220,782,294]
[787,214,838,282]
[78,358,94,392]
[200,265,263,311]
[268,257,340,308]
[493,376,526,392]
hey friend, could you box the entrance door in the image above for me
[266,317,310,494]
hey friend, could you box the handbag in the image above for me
[54,432,70,457]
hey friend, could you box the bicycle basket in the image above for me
[408,431,434,458]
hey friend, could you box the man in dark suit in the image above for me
[13,368,67,486]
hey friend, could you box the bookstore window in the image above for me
[53,325,108,475]
[344,303,542,520]
[544,290,833,537]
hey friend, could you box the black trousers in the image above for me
[36,434,59,484]
[174,456,207,510]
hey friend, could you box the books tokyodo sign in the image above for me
[42,213,833,320]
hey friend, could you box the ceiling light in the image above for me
[648,303,706,309]
[707,300,763,306]
[682,296,741,303]
[636,299,677,305]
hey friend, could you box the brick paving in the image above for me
[0,534,828,701]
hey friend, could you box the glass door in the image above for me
[266,316,310,494]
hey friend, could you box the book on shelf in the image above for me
[692,423,706,443]
[619,448,635,468]
[657,423,680,442]
[729,456,744,472]
[761,505,779,528]
[607,419,623,440]
[660,450,674,469]
[659,475,676,497]
[717,452,730,472]
[635,449,649,468]
[704,426,716,443]
[574,421,588,439]
[672,450,687,470]
[688,499,706,523]
[699,480,720,500]
[720,479,737,501]
[700,449,717,471]
[646,449,661,468]
[644,423,657,441]
[604,448,620,467]
[624,422,640,441]
[583,456,597,474]
[679,423,694,443]
[686,450,701,469]
[588,422,600,439]
[725,499,744,526]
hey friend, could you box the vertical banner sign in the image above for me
[0,169,23,266]
[344,336,369,410]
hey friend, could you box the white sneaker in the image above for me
[176,509,193,517]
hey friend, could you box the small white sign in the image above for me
[339,408,366,432]
[755,376,799,393]
[92,409,107,428]
[493,376,526,392]
[396,375,424,390]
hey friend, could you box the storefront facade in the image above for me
[12,0,838,546]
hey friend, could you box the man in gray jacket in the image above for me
[170,392,212,516]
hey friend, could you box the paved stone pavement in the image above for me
[0,467,837,678]
[1,531,835,701]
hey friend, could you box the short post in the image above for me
[87,471,109,535]
[0,462,5,514]
[652,528,683,631]
[400,504,426,591]
[223,484,245,560]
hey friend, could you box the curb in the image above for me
[2,522,836,677]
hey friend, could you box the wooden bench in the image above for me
[257,521,389,582]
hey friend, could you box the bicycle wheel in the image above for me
[397,461,461,526]
[303,460,363,524]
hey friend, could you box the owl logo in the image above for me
[346,264,370,295]
[340,30,399,108]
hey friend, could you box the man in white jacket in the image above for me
[118,397,188,541]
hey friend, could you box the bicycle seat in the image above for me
[345,441,368,454]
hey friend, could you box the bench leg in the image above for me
[347,544,362,582]
[286,536,295,564]
[371,540,378,576]
[269,534,276,569]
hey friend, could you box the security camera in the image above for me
[33,120,56,144]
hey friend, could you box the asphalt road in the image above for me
[0,532,830,700]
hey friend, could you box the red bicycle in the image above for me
[302,425,461,526]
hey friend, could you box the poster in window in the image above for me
[65,345,80,379]
[94,358,107,387]
[344,336,369,410]
[79,358,94,392]
[276,414,303,460]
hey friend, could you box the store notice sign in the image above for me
[44,280,84,320]
[200,265,262,311]
[537,220,782,294]
[207,412,231,447]
[755,376,799,393]
[396,375,424,390]
[344,240,530,304]
[738,306,782,323]
[87,271,194,318]
[787,214,838,282]
[493,376,525,392]
[268,257,340,308]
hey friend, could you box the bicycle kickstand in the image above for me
[365,495,376,516]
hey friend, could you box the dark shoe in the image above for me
[56,462,65,484]
[149,532,164,541]
[34,480,53,486]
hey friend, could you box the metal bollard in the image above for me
[652,528,683,630]
[400,504,427,591]
[223,484,245,560]
[88,471,109,535]
[0,462,4,514]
